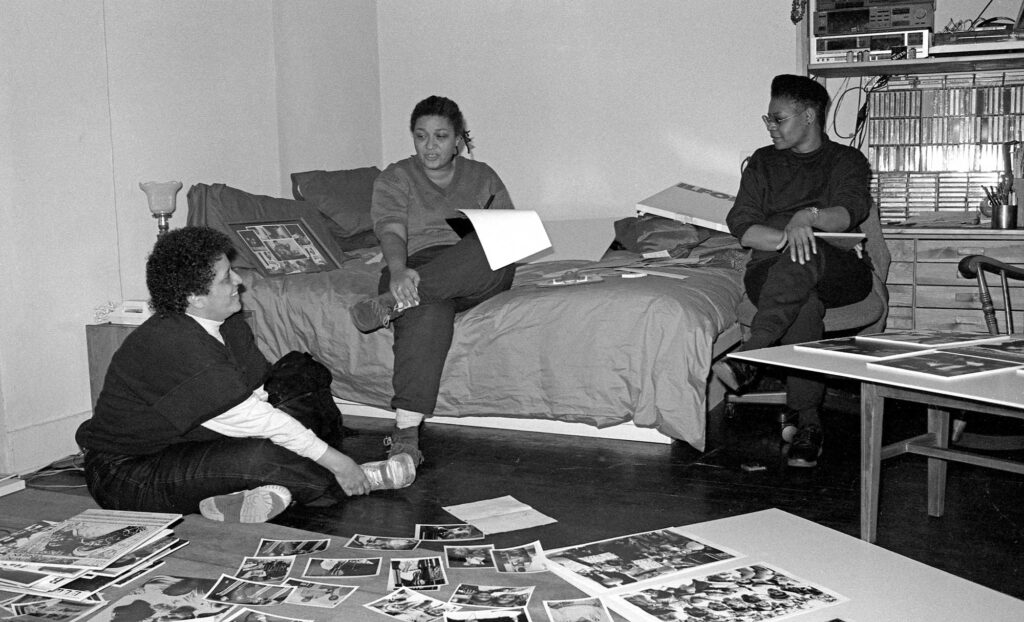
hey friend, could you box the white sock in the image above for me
[395,409,424,429]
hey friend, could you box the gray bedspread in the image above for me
[242,247,743,450]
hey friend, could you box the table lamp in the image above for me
[140,180,182,238]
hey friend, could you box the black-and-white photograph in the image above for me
[282,579,356,608]
[233,556,294,582]
[490,542,546,573]
[868,350,1024,379]
[388,556,448,591]
[228,219,341,277]
[302,557,381,578]
[444,545,495,569]
[204,574,294,606]
[415,524,485,541]
[221,606,313,622]
[255,538,330,557]
[613,563,846,622]
[88,575,230,622]
[448,584,534,608]
[345,534,421,551]
[444,608,532,622]
[543,596,613,622]
[363,587,461,622]
[545,528,737,592]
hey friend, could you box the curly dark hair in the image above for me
[771,74,830,128]
[410,95,472,151]
[146,226,236,316]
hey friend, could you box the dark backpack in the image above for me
[264,351,345,447]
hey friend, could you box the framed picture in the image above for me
[228,219,341,277]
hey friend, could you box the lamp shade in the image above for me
[140,181,182,215]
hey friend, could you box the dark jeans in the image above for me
[380,232,516,414]
[742,242,872,413]
[83,372,345,514]
[83,438,339,514]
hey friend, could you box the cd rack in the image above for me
[866,72,1024,222]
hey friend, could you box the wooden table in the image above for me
[729,344,1024,543]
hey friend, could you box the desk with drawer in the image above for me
[883,227,1024,332]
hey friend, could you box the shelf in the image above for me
[882,226,1024,237]
[809,52,1024,78]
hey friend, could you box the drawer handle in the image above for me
[957,247,986,256]
[954,293,979,302]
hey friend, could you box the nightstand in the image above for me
[85,323,138,407]
[85,312,255,407]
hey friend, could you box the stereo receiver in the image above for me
[812,0,934,36]
[811,29,929,64]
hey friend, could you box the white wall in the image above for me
[0,2,121,472]
[377,0,802,219]
[274,0,383,188]
[104,0,283,301]
[0,0,380,474]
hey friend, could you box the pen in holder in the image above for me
[992,201,1017,230]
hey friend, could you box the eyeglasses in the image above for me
[761,112,801,128]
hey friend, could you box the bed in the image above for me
[186,171,746,451]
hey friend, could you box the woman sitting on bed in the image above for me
[349,95,517,465]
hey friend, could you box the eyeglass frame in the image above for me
[761,111,804,128]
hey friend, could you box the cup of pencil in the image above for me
[984,181,1017,229]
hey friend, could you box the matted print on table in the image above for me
[607,562,847,622]
[228,219,341,277]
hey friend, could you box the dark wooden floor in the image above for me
[29,392,1024,600]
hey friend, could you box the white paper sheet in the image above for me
[442,495,557,535]
[459,209,551,270]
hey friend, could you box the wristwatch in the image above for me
[805,207,820,221]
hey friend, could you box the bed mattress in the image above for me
[242,250,743,450]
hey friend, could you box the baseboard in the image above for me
[334,399,673,444]
[5,411,91,475]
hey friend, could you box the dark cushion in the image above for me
[614,215,715,258]
[291,167,380,238]
[185,183,346,272]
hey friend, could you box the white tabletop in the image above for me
[729,344,1024,413]
[678,509,1023,621]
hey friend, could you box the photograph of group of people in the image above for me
[616,563,844,622]
[233,221,336,276]
[546,528,738,591]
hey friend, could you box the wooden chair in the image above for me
[725,203,891,414]
[954,254,1024,450]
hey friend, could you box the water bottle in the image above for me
[361,453,416,491]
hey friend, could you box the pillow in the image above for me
[291,167,380,237]
[186,183,347,272]
[335,229,380,251]
[615,215,714,258]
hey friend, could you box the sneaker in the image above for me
[712,357,761,394]
[350,294,400,333]
[786,425,824,468]
[384,427,424,466]
[361,453,417,491]
[199,485,292,523]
